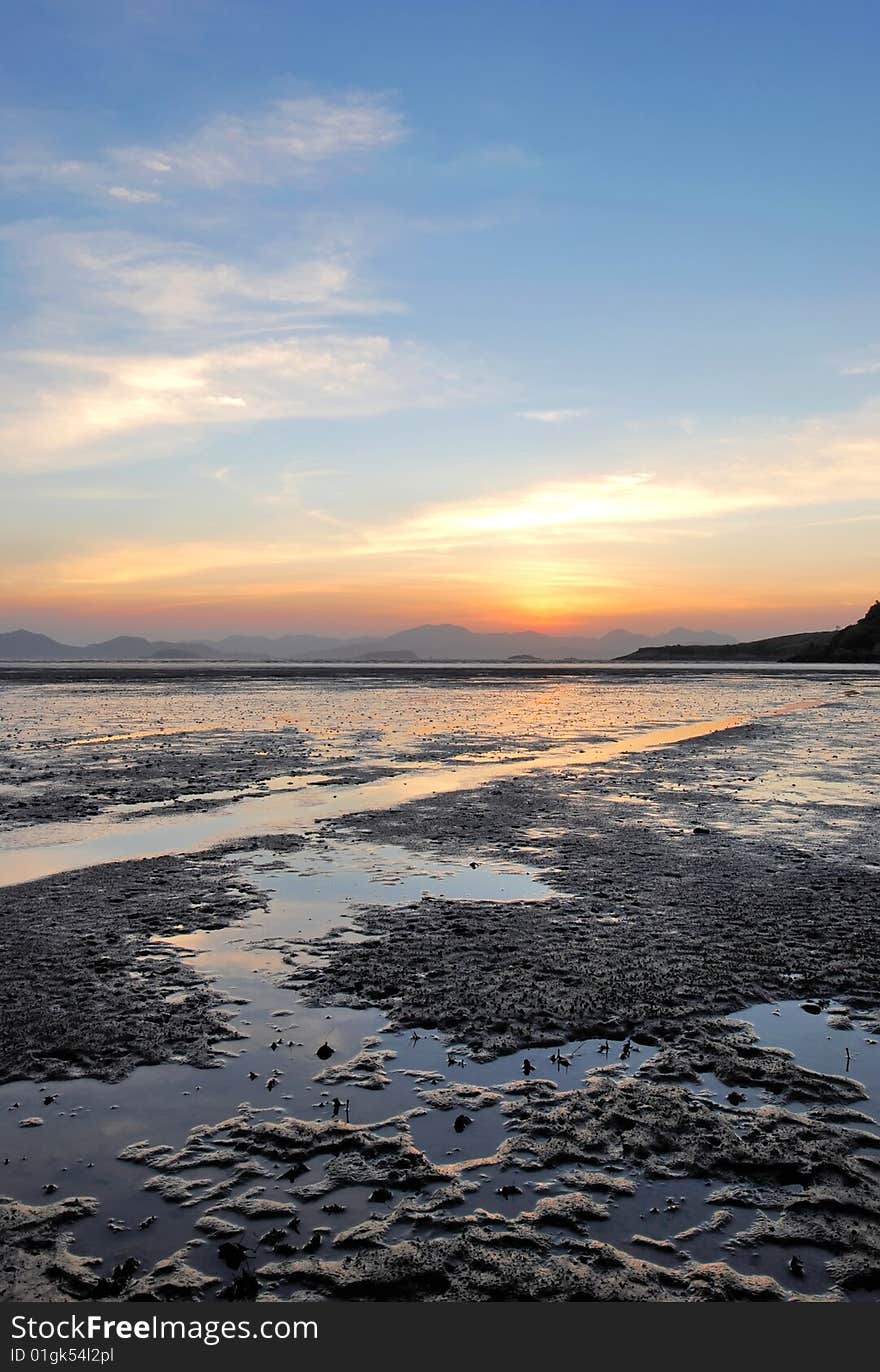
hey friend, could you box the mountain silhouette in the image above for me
[616,602,880,662]
[0,622,735,663]
[792,600,880,662]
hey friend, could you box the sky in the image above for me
[1,0,879,643]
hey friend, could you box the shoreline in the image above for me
[3,661,880,685]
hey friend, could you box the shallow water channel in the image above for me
[0,713,753,886]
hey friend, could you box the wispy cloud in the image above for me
[1,94,405,200]
[113,95,405,189]
[517,407,592,424]
[356,474,783,559]
[106,186,162,204]
[20,229,400,335]
[0,334,471,470]
[24,424,880,592]
[209,464,344,506]
[840,355,880,376]
[0,89,514,479]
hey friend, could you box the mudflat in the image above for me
[1,668,878,1301]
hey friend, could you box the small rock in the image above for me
[218,1241,249,1271]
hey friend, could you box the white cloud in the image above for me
[107,186,161,204]
[517,407,592,423]
[209,463,345,507]
[110,95,405,191]
[360,408,880,555]
[0,91,493,480]
[28,440,880,591]
[840,357,880,376]
[364,474,769,554]
[18,229,401,334]
[10,397,880,595]
[1,93,404,200]
[0,334,468,470]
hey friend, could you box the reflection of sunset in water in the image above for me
[3,669,876,888]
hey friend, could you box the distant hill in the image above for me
[84,636,218,661]
[618,630,835,663]
[215,632,343,657]
[355,648,420,663]
[0,629,218,662]
[792,601,880,662]
[616,605,880,663]
[0,622,735,663]
[282,623,735,662]
[4,609,874,664]
[0,629,82,661]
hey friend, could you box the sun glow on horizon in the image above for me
[2,8,879,643]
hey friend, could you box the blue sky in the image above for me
[1,1,878,639]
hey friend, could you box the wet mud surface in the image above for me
[0,852,267,1084]
[0,670,878,1301]
[310,717,880,1054]
[0,675,613,831]
[1,669,856,834]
